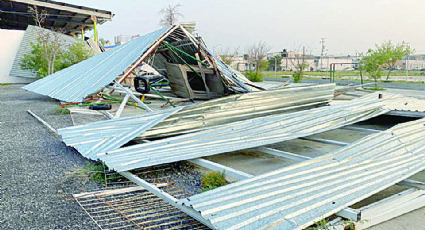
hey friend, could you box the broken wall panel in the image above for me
[99,93,388,172]
[179,117,425,230]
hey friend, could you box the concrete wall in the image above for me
[0,29,32,84]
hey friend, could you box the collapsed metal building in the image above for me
[22,23,425,230]
[23,24,257,104]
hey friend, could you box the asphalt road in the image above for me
[0,85,101,229]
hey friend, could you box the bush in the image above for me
[201,171,228,191]
[292,72,303,83]
[245,71,263,82]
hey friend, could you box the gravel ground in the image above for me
[0,85,102,229]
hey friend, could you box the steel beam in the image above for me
[387,110,425,118]
[119,171,214,229]
[27,110,58,135]
[114,94,130,119]
[256,147,312,162]
[397,179,425,190]
[301,137,349,146]
[113,81,153,112]
[342,126,381,134]
[336,207,361,221]
[188,158,253,180]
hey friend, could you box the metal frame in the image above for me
[112,81,153,113]
[188,159,253,180]
[119,171,214,229]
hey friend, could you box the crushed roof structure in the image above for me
[98,93,387,172]
[23,24,255,102]
[180,117,425,230]
[0,0,113,34]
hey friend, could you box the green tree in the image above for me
[21,40,94,78]
[361,50,383,89]
[290,46,309,83]
[374,41,414,80]
[21,6,93,78]
[58,42,94,69]
[268,55,283,71]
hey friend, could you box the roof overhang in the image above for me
[0,0,113,34]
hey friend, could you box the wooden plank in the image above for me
[195,53,211,98]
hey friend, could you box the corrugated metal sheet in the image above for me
[383,94,425,112]
[98,93,388,172]
[179,117,425,230]
[141,83,335,139]
[10,25,79,78]
[203,46,253,93]
[23,27,170,102]
[58,107,183,160]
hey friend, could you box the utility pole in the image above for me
[406,42,410,81]
[320,38,326,69]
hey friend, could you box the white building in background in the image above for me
[114,34,141,45]
[0,29,28,83]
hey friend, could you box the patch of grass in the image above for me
[0,83,11,86]
[201,171,228,192]
[363,86,385,91]
[54,106,70,114]
[67,162,119,185]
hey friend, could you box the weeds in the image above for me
[306,219,329,230]
[201,171,228,192]
[54,106,70,114]
[66,162,119,185]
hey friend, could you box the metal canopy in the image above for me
[0,0,113,34]
[98,93,388,172]
[180,117,425,230]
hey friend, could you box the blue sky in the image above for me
[67,0,425,55]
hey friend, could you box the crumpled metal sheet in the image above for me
[141,83,336,139]
[383,93,425,112]
[58,107,183,160]
[179,117,425,230]
[98,93,388,172]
